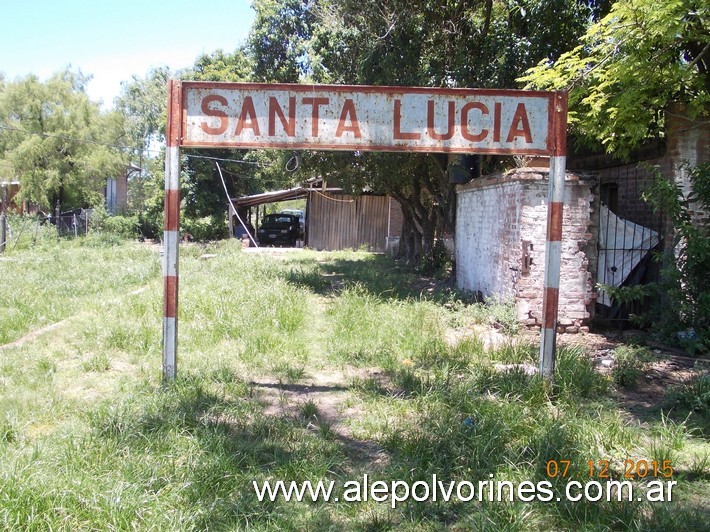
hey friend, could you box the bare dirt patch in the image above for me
[251,367,392,468]
[557,329,709,421]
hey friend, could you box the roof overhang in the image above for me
[232,187,307,209]
[231,186,344,209]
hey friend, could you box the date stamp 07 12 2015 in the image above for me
[545,459,674,479]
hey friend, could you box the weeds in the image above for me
[0,238,706,530]
[664,374,710,419]
[612,345,650,388]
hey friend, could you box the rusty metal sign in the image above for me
[180,82,557,155]
[163,80,568,382]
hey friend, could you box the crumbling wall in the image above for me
[456,168,596,332]
[666,105,710,229]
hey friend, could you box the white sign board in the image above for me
[181,82,556,155]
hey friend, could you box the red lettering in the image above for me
[427,100,455,141]
[493,102,502,143]
[460,102,488,142]
[200,94,228,135]
[335,99,361,138]
[302,97,329,137]
[269,96,296,136]
[393,99,420,140]
[506,103,533,144]
[235,96,260,136]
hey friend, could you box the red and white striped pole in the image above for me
[163,80,182,381]
[539,92,568,379]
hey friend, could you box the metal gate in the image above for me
[595,166,666,324]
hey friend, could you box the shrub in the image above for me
[89,205,139,239]
[641,163,710,353]
[181,215,228,241]
[604,164,710,354]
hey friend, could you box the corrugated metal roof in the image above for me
[231,186,344,208]
[232,186,306,208]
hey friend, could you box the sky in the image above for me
[0,0,256,108]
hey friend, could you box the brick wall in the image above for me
[384,196,404,254]
[570,104,709,233]
[386,196,403,238]
[456,168,596,331]
[666,104,710,229]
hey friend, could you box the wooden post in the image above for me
[55,200,60,238]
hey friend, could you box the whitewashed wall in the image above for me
[456,169,596,332]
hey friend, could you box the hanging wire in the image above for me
[214,161,259,248]
[285,152,300,172]
[308,188,354,203]
[186,154,262,166]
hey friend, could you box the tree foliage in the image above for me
[248,0,594,262]
[248,0,316,83]
[0,69,128,209]
[520,0,710,157]
[114,66,172,160]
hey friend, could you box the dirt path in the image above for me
[0,286,149,352]
[0,318,73,351]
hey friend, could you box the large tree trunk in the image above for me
[392,185,438,264]
[389,154,456,265]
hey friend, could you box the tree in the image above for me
[190,48,253,83]
[114,66,172,162]
[248,0,316,83]
[249,0,594,262]
[0,69,128,210]
[520,0,709,158]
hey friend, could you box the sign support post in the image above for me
[0,183,7,254]
[539,92,568,379]
[161,81,568,382]
[163,80,182,381]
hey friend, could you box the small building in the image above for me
[456,167,597,332]
[1,181,39,214]
[230,180,403,252]
[105,164,140,213]
[454,105,709,331]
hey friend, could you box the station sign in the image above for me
[180,82,557,155]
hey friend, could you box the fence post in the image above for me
[55,200,61,238]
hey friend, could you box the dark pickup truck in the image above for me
[256,213,300,246]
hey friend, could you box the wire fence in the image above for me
[53,210,92,237]
[0,210,94,253]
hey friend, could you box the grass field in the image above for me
[0,236,708,530]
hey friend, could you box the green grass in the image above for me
[0,236,708,530]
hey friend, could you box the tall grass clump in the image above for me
[1,241,706,530]
[0,239,160,344]
[553,346,609,401]
[612,345,650,388]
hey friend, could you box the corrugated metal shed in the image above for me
[307,191,390,252]
[230,186,402,252]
